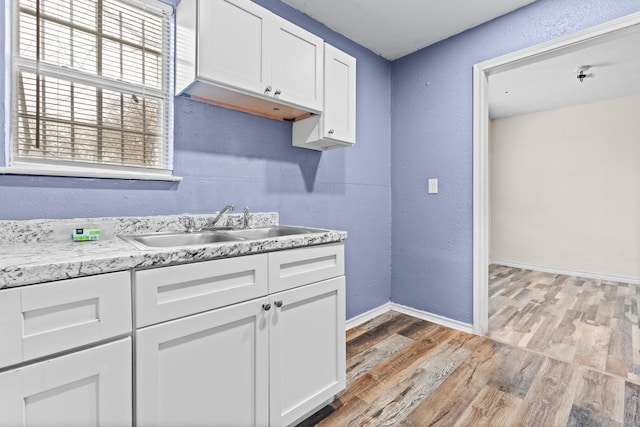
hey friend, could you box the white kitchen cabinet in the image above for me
[0,271,131,369]
[269,276,346,427]
[268,242,345,293]
[0,339,132,427]
[135,242,346,427]
[136,297,270,427]
[176,0,323,121]
[134,253,268,327]
[293,43,357,150]
[270,15,323,112]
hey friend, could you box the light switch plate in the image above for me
[428,178,438,194]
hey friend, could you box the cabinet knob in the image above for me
[328,129,335,135]
[274,89,282,96]
[262,303,271,311]
[274,300,283,308]
[264,85,272,94]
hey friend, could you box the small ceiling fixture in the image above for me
[576,65,594,83]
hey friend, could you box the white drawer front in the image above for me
[135,254,268,327]
[268,243,344,293]
[0,338,132,427]
[0,272,132,369]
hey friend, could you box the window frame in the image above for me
[1,0,180,182]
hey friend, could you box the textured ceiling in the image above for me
[281,0,537,60]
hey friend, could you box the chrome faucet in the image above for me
[243,207,251,229]
[208,204,235,228]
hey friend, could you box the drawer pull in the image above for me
[262,303,272,311]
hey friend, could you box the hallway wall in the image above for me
[491,94,640,280]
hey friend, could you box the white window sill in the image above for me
[0,165,183,182]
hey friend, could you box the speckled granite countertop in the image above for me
[0,213,347,289]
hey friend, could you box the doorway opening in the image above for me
[473,12,640,337]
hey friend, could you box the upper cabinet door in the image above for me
[292,43,357,150]
[270,16,323,112]
[323,44,356,144]
[197,0,272,95]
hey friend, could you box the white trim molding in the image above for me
[345,302,393,330]
[390,303,473,334]
[345,302,473,335]
[0,165,183,182]
[472,12,640,336]
[491,260,640,286]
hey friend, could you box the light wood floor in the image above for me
[299,309,640,426]
[298,266,640,426]
[488,264,640,384]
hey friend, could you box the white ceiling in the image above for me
[488,25,640,118]
[281,0,537,60]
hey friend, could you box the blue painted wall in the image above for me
[390,0,640,324]
[0,1,392,319]
[3,0,639,323]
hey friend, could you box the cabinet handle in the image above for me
[274,89,281,96]
[274,300,283,308]
[264,85,272,94]
[328,129,335,135]
[262,303,271,311]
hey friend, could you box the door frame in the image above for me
[472,12,640,335]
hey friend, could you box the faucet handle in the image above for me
[243,207,251,229]
[183,216,196,233]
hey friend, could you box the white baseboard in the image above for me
[389,303,474,334]
[345,302,393,330]
[345,301,474,334]
[491,259,640,285]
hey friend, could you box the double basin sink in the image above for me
[120,225,326,250]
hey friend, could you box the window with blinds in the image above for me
[11,0,173,174]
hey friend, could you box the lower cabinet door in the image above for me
[0,338,132,427]
[269,276,346,427]
[136,297,270,427]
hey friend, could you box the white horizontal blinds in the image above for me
[14,0,171,170]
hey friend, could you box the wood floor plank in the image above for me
[345,326,366,342]
[486,345,545,399]
[354,329,466,404]
[316,395,369,427]
[397,339,501,427]
[566,404,622,427]
[544,309,581,361]
[352,336,474,426]
[346,313,417,359]
[573,367,625,423]
[525,313,560,353]
[512,357,579,426]
[341,323,455,402]
[395,318,439,340]
[609,317,633,362]
[346,333,415,384]
[573,322,611,372]
[452,385,521,427]
[358,310,401,330]
[489,265,640,382]
[303,302,638,427]
[624,382,640,427]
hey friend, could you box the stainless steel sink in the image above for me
[120,230,245,249]
[219,225,327,240]
[119,225,328,249]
